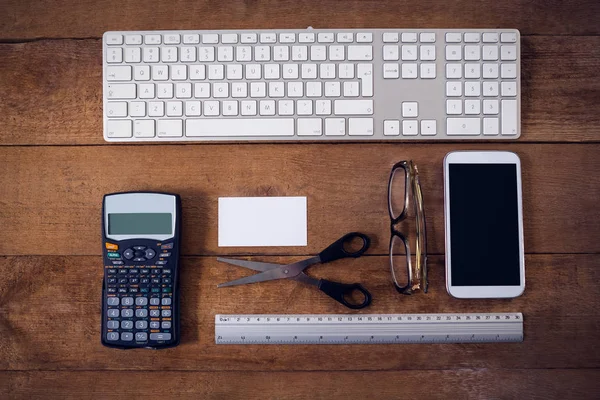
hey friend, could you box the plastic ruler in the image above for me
[215,313,523,344]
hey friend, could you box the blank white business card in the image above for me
[218,196,307,247]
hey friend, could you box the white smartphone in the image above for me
[444,151,525,298]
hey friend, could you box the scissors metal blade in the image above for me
[217,267,291,288]
[216,257,284,272]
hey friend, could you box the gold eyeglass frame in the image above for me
[387,160,428,295]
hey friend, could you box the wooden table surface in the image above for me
[1,0,599,398]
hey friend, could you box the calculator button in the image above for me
[133,257,146,262]
[136,309,148,318]
[123,249,134,259]
[108,309,120,317]
[121,297,134,306]
[150,298,160,305]
[121,320,134,329]
[108,269,117,274]
[129,288,139,293]
[156,261,168,266]
[119,278,128,284]
[121,332,133,341]
[107,320,119,329]
[107,252,120,259]
[163,269,172,274]
[121,309,134,317]
[133,245,146,251]
[130,269,139,274]
[145,249,156,259]
[162,287,172,293]
[150,321,160,329]
[119,269,127,274]
[161,243,173,250]
[135,332,148,341]
[162,296,172,305]
[118,288,127,293]
[160,252,171,257]
[141,269,150,274]
[150,333,171,341]
[161,321,171,329]
[135,297,148,306]
[161,310,172,317]
[107,297,119,306]
[136,320,148,329]
[151,269,160,274]
[107,278,117,284]
[107,332,119,341]
[129,278,139,284]
[141,278,150,284]
[141,288,149,293]
[152,278,160,284]
[150,310,160,317]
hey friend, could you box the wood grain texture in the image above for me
[1,254,598,371]
[0,143,598,256]
[1,36,599,145]
[1,0,600,39]
[1,370,599,400]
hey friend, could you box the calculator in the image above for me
[101,192,181,349]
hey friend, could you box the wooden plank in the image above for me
[0,36,599,145]
[0,254,598,371]
[0,144,598,256]
[1,0,600,39]
[1,370,598,399]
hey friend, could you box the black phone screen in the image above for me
[449,164,521,286]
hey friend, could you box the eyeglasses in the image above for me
[387,160,428,295]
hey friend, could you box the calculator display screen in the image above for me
[108,213,172,235]
[449,164,521,286]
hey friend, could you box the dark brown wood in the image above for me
[1,36,600,145]
[1,369,598,399]
[1,254,598,371]
[0,144,598,256]
[1,0,600,39]
[2,1,600,397]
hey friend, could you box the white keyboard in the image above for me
[102,29,521,142]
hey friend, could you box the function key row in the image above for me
[382,32,435,43]
[106,32,374,46]
[445,32,517,43]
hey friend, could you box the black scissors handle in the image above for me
[318,280,372,309]
[318,232,371,264]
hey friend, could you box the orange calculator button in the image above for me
[105,243,118,250]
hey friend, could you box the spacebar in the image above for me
[186,118,295,137]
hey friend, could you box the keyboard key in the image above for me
[337,33,353,43]
[297,118,322,136]
[145,34,161,45]
[240,33,257,43]
[318,33,334,43]
[325,118,346,135]
[334,100,373,115]
[501,63,517,79]
[445,32,462,43]
[484,117,499,135]
[421,120,437,136]
[464,33,480,43]
[221,33,238,44]
[202,34,219,44]
[107,84,136,99]
[105,34,123,45]
[106,102,127,118]
[356,33,373,43]
[187,119,294,136]
[106,48,122,63]
[383,120,400,136]
[483,32,499,43]
[164,34,180,44]
[501,45,517,60]
[447,118,480,135]
[106,66,132,81]
[446,100,462,115]
[280,33,296,43]
[445,45,462,61]
[348,118,374,135]
[299,33,315,43]
[106,120,132,138]
[501,81,517,97]
[402,102,418,117]
[401,33,417,43]
[347,46,372,61]
[501,100,518,135]
[501,32,518,43]
[419,32,435,43]
[402,120,418,136]
[157,119,183,137]
[382,32,399,43]
[401,64,417,79]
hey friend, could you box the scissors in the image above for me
[217,232,373,309]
